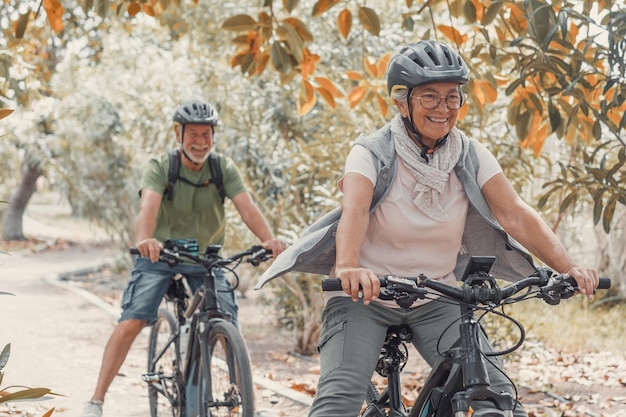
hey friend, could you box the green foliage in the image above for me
[51,93,135,244]
[483,294,626,354]
[537,142,626,233]
[0,270,57,415]
[0,344,57,416]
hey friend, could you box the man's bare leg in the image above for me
[91,319,146,402]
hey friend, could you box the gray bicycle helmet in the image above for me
[386,40,470,95]
[173,99,219,126]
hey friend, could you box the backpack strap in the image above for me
[164,149,181,201]
[208,152,226,204]
[163,150,225,203]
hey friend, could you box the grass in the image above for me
[482,294,626,354]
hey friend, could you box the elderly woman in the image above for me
[259,40,599,417]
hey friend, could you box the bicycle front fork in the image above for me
[450,391,514,417]
[452,318,515,417]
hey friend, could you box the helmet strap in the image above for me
[179,124,202,167]
[402,89,448,163]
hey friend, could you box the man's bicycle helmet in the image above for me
[172,99,219,166]
[173,99,219,126]
[386,40,470,95]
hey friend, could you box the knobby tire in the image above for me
[197,320,254,417]
[362,382,388,417]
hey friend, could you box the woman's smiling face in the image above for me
[398,82,461,148]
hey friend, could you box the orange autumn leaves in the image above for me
[222,12,498,120]
[345,53,391,117]
[42,0,64,32]
[222,13,342,115]
[294,52,347,116]
[223,4,384,116]
[13,0,64,39]
[299,51,391,117]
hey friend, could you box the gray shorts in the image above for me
[119,257,239,326]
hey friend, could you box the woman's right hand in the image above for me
[335,266,381,304]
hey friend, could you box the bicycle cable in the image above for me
[476,307,525,356]
[221,265,241,290]
[423,290,526,358]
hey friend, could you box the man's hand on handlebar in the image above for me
[261,238,288,259]
[565,266,600,301]
[335,266,381,304]
[135,238,164,262]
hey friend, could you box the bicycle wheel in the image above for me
[197,320,254,417]
[147,308,184,417]
[409,385,455,417]
[362,382,388,417]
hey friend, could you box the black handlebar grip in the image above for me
[598,277,611,290]
[130,248,139,255]
[321,278,388,292]
[321,279,343,291]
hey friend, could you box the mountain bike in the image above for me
[131,239,272,417]
[321,256,611,417]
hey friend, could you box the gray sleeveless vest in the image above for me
[256,125,535,288]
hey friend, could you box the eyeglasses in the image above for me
[411,92,465,110]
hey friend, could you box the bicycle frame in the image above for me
[327,261,611,417]
[182,271,234,413]
[155,267,238,411]
[142,243,270,417]
[407,300,515,417]
[362,273,516,416]
[145,326,184,411]
[366,301,515,417]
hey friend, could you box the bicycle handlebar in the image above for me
[129,244,273,269]
[321,268,611,306]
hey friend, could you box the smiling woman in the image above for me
[258,39,603,417]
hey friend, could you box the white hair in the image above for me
[391,84,464,103]
[390,87,409,102]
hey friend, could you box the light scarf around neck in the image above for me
[390,114,462,222]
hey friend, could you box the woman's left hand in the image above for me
[566,266,600,300]
[262,238,288,258]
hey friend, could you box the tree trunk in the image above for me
[594,204,626,297]
[1,162,42,241]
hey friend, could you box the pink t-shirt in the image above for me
[332,139,502,307]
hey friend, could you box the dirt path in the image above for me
[0,243,150,417]
[0,244,311,417]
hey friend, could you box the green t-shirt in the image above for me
[140,151,247,249]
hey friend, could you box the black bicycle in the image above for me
[321,256,611,417]
[131,239,272,417]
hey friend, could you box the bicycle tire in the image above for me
[409,384,455,417]
[197,320,255,417]
[362,382,388,417]
[148,308,184,417]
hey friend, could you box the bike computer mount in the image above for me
[461,256,496,287]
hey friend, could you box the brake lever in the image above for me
[161,248,181,267]
[539,276,577,305]
[385,276,427,308]
[248,246,272,266]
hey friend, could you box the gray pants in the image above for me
[309,297,526,417]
